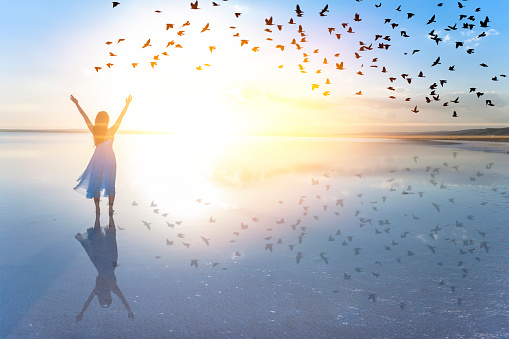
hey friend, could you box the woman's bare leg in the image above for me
[108,195,115,216]
[94,197,100,214]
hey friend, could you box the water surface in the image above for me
[0,133,508,338]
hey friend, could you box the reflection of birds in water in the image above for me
[123,131,499,314]
[319,252,329,264]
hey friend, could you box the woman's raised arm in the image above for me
[110,95,132,136]
[70,95,94,134]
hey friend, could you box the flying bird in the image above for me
[200,23,210,32]
[319,4,329,16]
[295,4,304,17]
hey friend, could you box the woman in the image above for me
[71,94,132,214]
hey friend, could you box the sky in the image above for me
[0,0,508,135]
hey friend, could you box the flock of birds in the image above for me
[94,0,506,118]
[119,147,505,309]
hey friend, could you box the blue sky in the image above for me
[0,0,508,134]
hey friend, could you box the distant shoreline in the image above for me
[0,129,174,135]
[1,129,509,142]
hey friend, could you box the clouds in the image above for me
[464,28,499,44]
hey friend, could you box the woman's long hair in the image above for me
[93,111,110,146]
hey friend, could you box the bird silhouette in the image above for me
[200,23,210,33]
[295,4,304,17]
[142,221,151,230]
[142,39,151,48]
[319,253,329,264]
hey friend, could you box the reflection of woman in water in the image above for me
[70,94,132,215]
[75,214,134,322]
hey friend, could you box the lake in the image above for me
[0,132,508,338]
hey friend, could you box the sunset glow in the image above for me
[1,0,508,134]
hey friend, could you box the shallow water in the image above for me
[0,133,508,338]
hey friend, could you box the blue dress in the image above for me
[75,226,118,279]
[74,138,117,198]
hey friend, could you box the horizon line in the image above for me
[1,128,509,140]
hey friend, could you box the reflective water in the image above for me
[0,133,508,338]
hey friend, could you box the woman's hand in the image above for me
[70,95,78,104]
[125,94,132,105]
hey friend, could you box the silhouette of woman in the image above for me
[75,214,134,322]
[70,95,132,215]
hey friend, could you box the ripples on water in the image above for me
[0,133,508,338]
